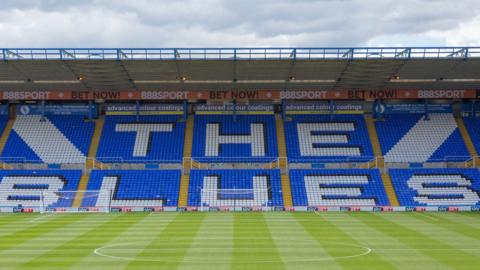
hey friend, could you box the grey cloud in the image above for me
[0,0,478,47]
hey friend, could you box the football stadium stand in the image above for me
[192,115,278,162]
[1,115,94,164]
[376,113,470,163]
[2,47,480,212]
[284,114,374,163]
[389,168,480,206]
[0,170,82,209]
[289,169,390,206]
[96,115,185,163]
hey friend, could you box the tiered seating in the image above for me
[96,115,185,163]
[83,170,181,207]
[462,116,480,154]
[1,115,94,163]
[0,170,82,208]
[389,168,480,206]
[192,115,278,162]
[187,169,283,207]
[376,114,469,163]
[283,115,374,163]
[289,169,389,206]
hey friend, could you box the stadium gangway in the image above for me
[2,47,480,61]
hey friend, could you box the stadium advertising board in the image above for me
[374,103,452,115]
[461,101,480,117]
[104,103,184,115]
[0,89,476,101]
[16,104,97,116]
[285,102,363,114]
[195,104,274,115]
[0,105,8,115]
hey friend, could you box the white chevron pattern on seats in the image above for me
[384,114,457,163]
[13,115,86,163]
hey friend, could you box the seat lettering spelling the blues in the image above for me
[192,115,278,162]
[284,115,373,162]
[0,170,81,208]
[289,169,389,206]
[188,170,283,207]
[96,116,184,163]
[390,169,480,206]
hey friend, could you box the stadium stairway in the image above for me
[86,117,105,169]
[455,117,479,167]
[178,116,194,207]
[0,113,15,169]
[365,115,399,206]
[72,174,91,207]
[73,117,105,207]
[276,114,293,207]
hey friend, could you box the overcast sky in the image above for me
[0,0,479,48]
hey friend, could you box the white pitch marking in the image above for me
[28,213,54,223]
[93,241,372,263]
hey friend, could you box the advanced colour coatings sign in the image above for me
[104,104,184,115]
[195,104,274,115]
[285,103,363,114]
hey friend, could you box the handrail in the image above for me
[1,47,479,61]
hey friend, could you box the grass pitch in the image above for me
[0,212,478,269]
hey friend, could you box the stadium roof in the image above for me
[1,47,480,92]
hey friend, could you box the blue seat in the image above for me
[192,115,278,162]
[83,170,181,207]
[376,114,469,162]
[284,114,374,163]
[0,170,82,208]
[289,169,389,206]
[389,168,480,207]
[96,115,185,163]
[188,169,283,207]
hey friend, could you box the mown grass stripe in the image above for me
[231,213,285,270]
[178,213,234,269]
[0,214,113,269]
[382,213,480,259]
[0,214,89,251]
[69,212,179,270]
[124,212,206,270]
[326,213,451,270]
[408,212,480,241]
[0,214,33,229]
[295,212,396,270]
[264,212,342,270]
[354,213,479,270]
[17,213,149,269]
[438,212,480,229]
